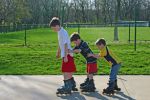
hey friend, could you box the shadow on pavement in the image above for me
[57,92,86,100]
[114,91,136,100]
[82,91,109,100]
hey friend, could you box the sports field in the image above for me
[0,27,149,75]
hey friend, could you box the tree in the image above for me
[0,0,149,25]
[114,0,121,41]
[0,0,30,25]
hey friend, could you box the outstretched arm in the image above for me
[69,49,81,53]
[88,53,100,59]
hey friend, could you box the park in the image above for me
[0,0,150,100]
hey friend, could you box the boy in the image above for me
[88,38,121,95]
[70,33,97,92]
[49,17,77,94]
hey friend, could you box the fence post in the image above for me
[134,6,137,51]
[78,24,80,34]
[128,23,131,43]
[24,24,27,46]
[13,24,15,32]
[0,25,2,33]
[134,21,137,51]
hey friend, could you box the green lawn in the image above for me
[0,27,150,75]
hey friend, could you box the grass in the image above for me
[0,27,150,75]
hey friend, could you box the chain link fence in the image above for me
[0,22,149,50]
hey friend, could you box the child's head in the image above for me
[70,32,81,46]
[49,17,60,32]
[95,38,106,49]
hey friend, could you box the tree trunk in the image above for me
[114,0,120,41]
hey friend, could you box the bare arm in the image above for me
[69,49,81,53]
[64,43,69,62]
[88,53,100,59]
[73,49,81,53]
[56,45,61,58]
[64,43,69,57]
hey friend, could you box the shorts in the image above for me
[86,63,97,74]
[62,54,76,72]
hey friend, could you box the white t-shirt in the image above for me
[58,27,73,58]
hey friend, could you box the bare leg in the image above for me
[87,73,93,80]
[63,72,73,80]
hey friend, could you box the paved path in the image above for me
[0,75,149,100]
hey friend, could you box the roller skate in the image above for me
[56,79,72,95]
[80,78,89,89]
[103,81,115,95]
[81,79,96,92]
[70,77,78,91]
[114,79,121,91]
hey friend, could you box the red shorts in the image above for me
[87,63,97,74]
[62,54,76,72]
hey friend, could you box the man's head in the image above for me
[95,38,106,49]
[70,32,81,46]
[49,17,61,32]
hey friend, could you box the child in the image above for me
[88,38,121,95]
[70,33,97,92]
[49,17,77,94]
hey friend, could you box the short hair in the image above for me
[70,32,80,42]
[95,38,106,46]
[49,17,60,27]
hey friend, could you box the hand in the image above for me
[56,52,60,59]
[68,49,73,53]
[64,56,68,63]
[74,49,81,53]
[87,53,93,57]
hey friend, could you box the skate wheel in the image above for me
[102,89,106,94]
[102,91,115,96]
[102,91,105,94]
[90,90,95,92]
[80,87,84,89]
[65,93,68,95]
[81,89,85,92]
[117,88,121,91]
[69,92,72,94]
[72,88,78,91]
[56,92,71,95]
[109,93,115,96]
[114,88,121,91]
[65,93,71,95]
[81,89,87,92]
[56,91,59,94]
[81,89,95,92]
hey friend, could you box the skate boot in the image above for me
[80,78,89,88]
[56,79,72,95]
[114,79,121,91]
[70,77,78,91]
[81,79,96,92]
[103,81,115,95]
